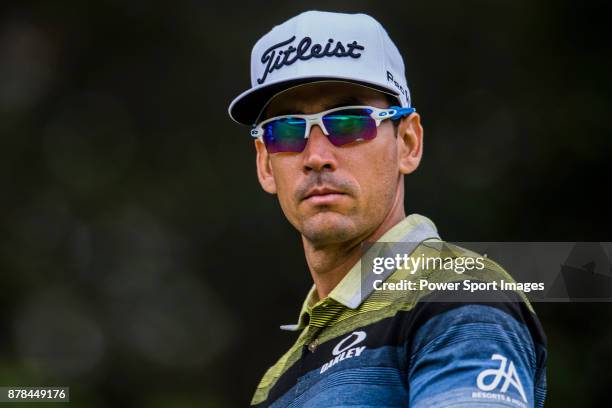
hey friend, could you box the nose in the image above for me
[302,124,338,173]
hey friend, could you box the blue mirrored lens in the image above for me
[263,117,307,153]
[322,108,376,146]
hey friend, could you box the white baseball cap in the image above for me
[228,10,412,125]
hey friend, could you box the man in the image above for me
[228,11,547,408]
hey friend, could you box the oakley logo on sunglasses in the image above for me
[257,36,365,84]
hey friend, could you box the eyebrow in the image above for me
[268,96,366,118]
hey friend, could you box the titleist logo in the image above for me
[257,36,365,84]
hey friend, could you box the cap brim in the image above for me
[228,76,401,126]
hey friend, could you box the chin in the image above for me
[300,212,359,246]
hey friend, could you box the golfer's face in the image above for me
[257,82,403,247]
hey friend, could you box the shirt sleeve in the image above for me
[407,302,547,408]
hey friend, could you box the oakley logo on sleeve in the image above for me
[320,331,367,374]
[476,354,528,403]
[257,36,365,84]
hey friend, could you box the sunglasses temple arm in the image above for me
[389,106,416,120]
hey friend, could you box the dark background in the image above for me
[1,0,611,406]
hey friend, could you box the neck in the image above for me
[303,187,406,301]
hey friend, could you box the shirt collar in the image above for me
[280,213,440,331]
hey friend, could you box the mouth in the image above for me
[303,187,347,205]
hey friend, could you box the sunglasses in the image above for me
[250,105,416,153]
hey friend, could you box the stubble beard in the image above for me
[300,210,364,250]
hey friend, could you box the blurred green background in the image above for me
[0,0,610,406]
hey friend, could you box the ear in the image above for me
[255,139,277,194]
[396,112,423,175]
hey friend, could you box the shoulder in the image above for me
[399,243,548,407]
[390,240,547,345]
